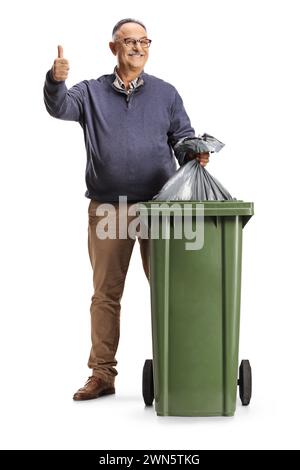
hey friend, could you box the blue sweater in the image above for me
[43,70,195,202]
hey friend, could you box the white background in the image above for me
[0,0,299,450]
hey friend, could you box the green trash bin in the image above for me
[137,200,254,417]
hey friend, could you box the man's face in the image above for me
[109,22,149,73]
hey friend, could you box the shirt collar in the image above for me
[113,66,144,93]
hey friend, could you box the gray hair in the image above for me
[112,18,147,39]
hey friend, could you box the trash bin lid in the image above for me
[136,200,254,218]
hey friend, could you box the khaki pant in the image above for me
[87,199,150,384]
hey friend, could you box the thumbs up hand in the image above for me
[51,45,70,81]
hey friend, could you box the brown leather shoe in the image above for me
[73,376,115,401]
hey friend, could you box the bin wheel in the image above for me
[238,359,252,406]
[142,359,154,406]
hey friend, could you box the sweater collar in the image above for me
[112,66,144,93]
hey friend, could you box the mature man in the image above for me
[43,18,209,401]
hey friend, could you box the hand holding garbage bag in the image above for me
[178,133,220,168]
[153,134,234,201]
[192,152,210,167]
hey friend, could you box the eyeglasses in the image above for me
[119,38,152,48]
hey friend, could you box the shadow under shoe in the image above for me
[73,375,115,401]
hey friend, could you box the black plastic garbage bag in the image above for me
[174,133,225,164]
[153,134,234,201]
